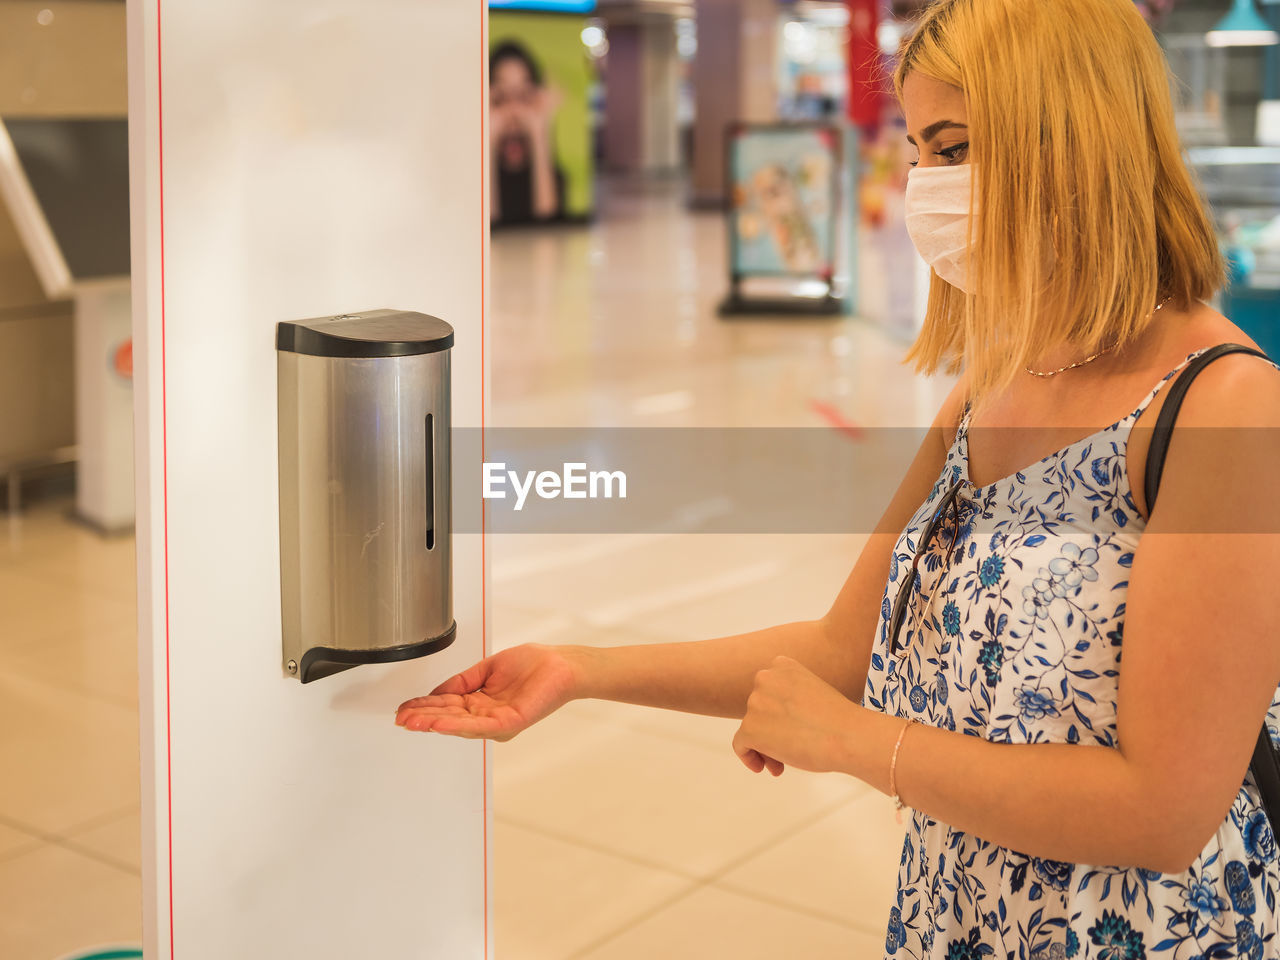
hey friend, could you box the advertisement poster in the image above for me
[489,10,595,225]
[727,124,839,281]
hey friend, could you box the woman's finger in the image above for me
[397,693,466,712]
[394,697,468,726]
[737,748,766,774]
[732,737,785,776]
[403,712,509,738]
[395,705,469,727]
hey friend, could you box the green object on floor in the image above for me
[57,948,143,960]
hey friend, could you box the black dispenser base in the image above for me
[298,622,458,683]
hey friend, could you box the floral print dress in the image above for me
[863,347,1280,960]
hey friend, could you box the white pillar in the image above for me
[126,2,491,957]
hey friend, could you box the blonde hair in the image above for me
[894,0,1224,404]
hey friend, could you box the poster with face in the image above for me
[490,10,595,226]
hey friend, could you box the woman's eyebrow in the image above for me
[905,120,968,146]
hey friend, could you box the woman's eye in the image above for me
[937,142,969,163]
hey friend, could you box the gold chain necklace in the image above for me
[1023,297,1174,378]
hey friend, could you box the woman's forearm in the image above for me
[842,705,1198,873]
[563,619,858,720]
[561,529,894,721]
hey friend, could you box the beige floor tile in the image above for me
[490,532,674,584]
[489,604,679,659]
[0,820,41,861]
[493,698,647,788]
[490,536,870,656]
[0,499,84,567]
[19,538,137,608]
[10,505,137,598]
[66,808,142,874]
[0,670,140,834]
[0,843,141,960]
[0,499,135,586]
[495,705,864,880]
[7,611,138,708]
[490,534,852,591]
[620,549,861,643]
[490,602,588,653]
[491,533,822,621]
[0,565,135,653]
[553,695,750,761]
[715,790,906,935]
[494,819,695,960]
[574,884,886,960]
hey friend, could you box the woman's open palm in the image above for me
[394,643,579,741]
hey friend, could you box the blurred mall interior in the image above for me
[1,0,1278,957]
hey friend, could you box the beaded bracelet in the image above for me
[889,718,915,824]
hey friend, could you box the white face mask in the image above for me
[904,164,976,294]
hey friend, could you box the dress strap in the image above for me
[1126,345,1222,422]
[953,399,974,448]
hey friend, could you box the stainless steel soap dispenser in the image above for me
[277,310,455,682]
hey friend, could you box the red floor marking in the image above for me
[809,399,865,440]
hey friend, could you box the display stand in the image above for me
[719,121,846,317]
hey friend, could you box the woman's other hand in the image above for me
[395,643,580,741]
[731,655,860,777]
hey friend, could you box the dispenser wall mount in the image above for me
[277,310,456,683]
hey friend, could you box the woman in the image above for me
[489,40,564,225]
[400,0,1280,955]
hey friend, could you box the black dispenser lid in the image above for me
[277,309,454,358]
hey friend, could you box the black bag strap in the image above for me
[1249,725,1280,834]
[1142,341,1280,826]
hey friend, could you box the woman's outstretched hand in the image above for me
[395,643,580,741]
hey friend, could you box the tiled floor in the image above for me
[0,504,142,960]
[0,178,948,958]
